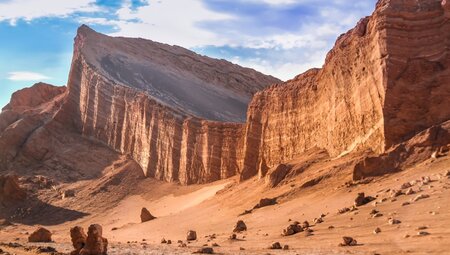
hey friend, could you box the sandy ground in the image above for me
[1,155,449,255]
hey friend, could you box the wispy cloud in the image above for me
[7,72,51,81]
[0,0,100,25]
[0,0,377,80]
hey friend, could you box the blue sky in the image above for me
[0,0,377,108]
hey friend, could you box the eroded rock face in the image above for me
[240,0,450,180]
[52,26,278,185]
[79,224,108,255]
[0,83,66,169]
[354,121,450,180]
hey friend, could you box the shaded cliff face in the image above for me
[240,0,450,180]
[53,26,277,184]
[0,83,66,170]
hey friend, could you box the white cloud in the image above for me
[260,0,297,5]
[0,0,100,24]
[7,72,51,81]
[108,0,234,48]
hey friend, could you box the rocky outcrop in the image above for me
[240,0,450,180]
[70,226,87,255]
[2,0,449,186]
[353,120,450,180]
[52,25,277,185]
[79,224,108,255]
[0,83,66,170]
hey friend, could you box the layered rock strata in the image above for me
[240,0,450,180]
[53,26,276,184]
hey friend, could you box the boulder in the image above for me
[354,193,375,206]
[79,224,108,255]
[28,227,52,242]
[70,226,87,255]
[140,207,156,223]
[340,236,357,246]
[269,242,282,249]
[187,230,197,241]
[233,220,247,233]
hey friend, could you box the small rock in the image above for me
[412,194,430,202]
[161,238,167,244]
[402,202,410,206]
[269,242,282,249]
[354,193,375,206]
[417,231,430,236]
[401,182,412,189]
[405,188,415,195]
[388,218,401,225]
[211,243,219,247]
[340,236,357,246]
[372,213,383,218]
[187,230,197,241]
[328,225,335,229]
[167,240,172,244]
[314,217,324,224]
[283,245,289,250]
[391,189,403,198]
[302,221,310,229]
[62,189,75,199]
[229,233,237,240]
[373,227,381,234]
[233,220,247,233]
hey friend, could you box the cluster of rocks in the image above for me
[269,242,289,250]
[27,224,108,255]
[282,220,312,237]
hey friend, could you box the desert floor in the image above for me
[1,155,449,255]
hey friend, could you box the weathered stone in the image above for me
[70,226,87,255]
[28,227,52,243]
[341,236,357,246]
[79,224,108,255]
[233,220,247,233]
[187,230,197,241]
[140,208,156,223]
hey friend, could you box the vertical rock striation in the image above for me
[54,25,275,184]
[240,0,450,180]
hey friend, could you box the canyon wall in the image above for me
[240,0,450,180]
[52,26,274,184]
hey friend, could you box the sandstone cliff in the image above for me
[240,0,450,180]
[2,0,449,185]
[52,26,277,184]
